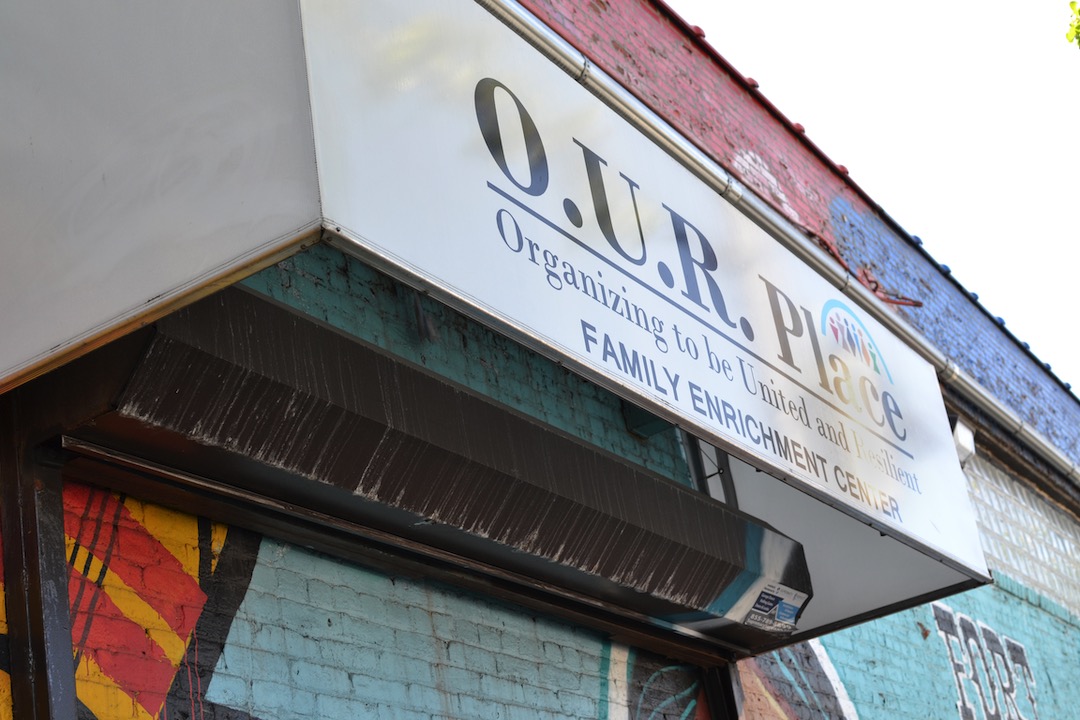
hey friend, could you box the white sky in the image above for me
[662,0,1080,390]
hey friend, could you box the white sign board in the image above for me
[301,0,986,575]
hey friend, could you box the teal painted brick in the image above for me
[541,641,564,664]
[477,624,503,650]
[318,638,365,667]
[462,642,498,670]
[405,681,444,709]
[456,694,508,718]
[292,660,352,696]
[814,579,1080,720]
[217,641,254,678]
[445,641,468,666]
[349,673,400,705]
[205,537,702,720]
[519,684,560,709]
[252,623,287,653]
[242,245,691,486]
[275,566,310,601]
[207,673,250,709]
[538,664,586,692]
[440,665,483,695]
[560,646,585,672]
[479,674,528,704]
[394,627,440,661]
[450,617,481,644]
[315,694,366,719]
[224,616,255,649]
[248,649,290,681]
[494,654,539,683]
[251,679,298,713]
[307,577,337,604]
[283,629,321,662]
[556,688,600,717]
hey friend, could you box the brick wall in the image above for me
[735,446,1080,720]
[737,581,1073,720]
[813,579,1072,720]
[58,478,711,720]
[205,537,709,720]
[242,244,691,486]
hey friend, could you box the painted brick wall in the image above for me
[242,244,692,486]
[57,466,1079,720]
[205,537,709,720]
[818,578,1072,720]
[64,482,231,719]
[734,446,1080,720]
[515,0,1080,463]
[489,5,1080,716]
[57,478,711,720]
[734,578,1075,720]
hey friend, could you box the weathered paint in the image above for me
[737,639,857,719]
[51,469,1080,720]
[63,483,236,719]
[56,476,716,720]
[241,243,692,486]
[514,0,1080,466]
[736,445,1080,719]
[204,537,711,719]
[0,4,1074,720]
[816,578,1068,720]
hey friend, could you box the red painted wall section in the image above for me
[516,0,904,299]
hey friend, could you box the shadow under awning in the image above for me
[66,287,811,656]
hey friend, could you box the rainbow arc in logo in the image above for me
[819,300,893,384]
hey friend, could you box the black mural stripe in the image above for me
[91,493,126,588]
[160,527,263,720]
[68,488,113,639]
[69,488,112,668]
[71,491,127,670]
[76,697,97,720]
[197,516,213,589]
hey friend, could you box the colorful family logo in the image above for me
[819,300,893,384]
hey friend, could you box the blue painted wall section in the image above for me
[829,197,1080,460]
[242,243,691,486]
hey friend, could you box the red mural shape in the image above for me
[64,483,209,719]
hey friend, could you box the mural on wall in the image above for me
[51,481,1056,720]
[63,482,262,720]
[932,601,1039,720]
[736,639,858,720]
[60,481,718,720]
[602,643,710,719]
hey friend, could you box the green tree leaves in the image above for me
[1069,2,1080,48]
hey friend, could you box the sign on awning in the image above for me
[301,0,987,580]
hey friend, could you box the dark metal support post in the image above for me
[1,398,78,720]
[702,664,743,719]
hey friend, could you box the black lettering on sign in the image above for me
[475,78,549,196]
